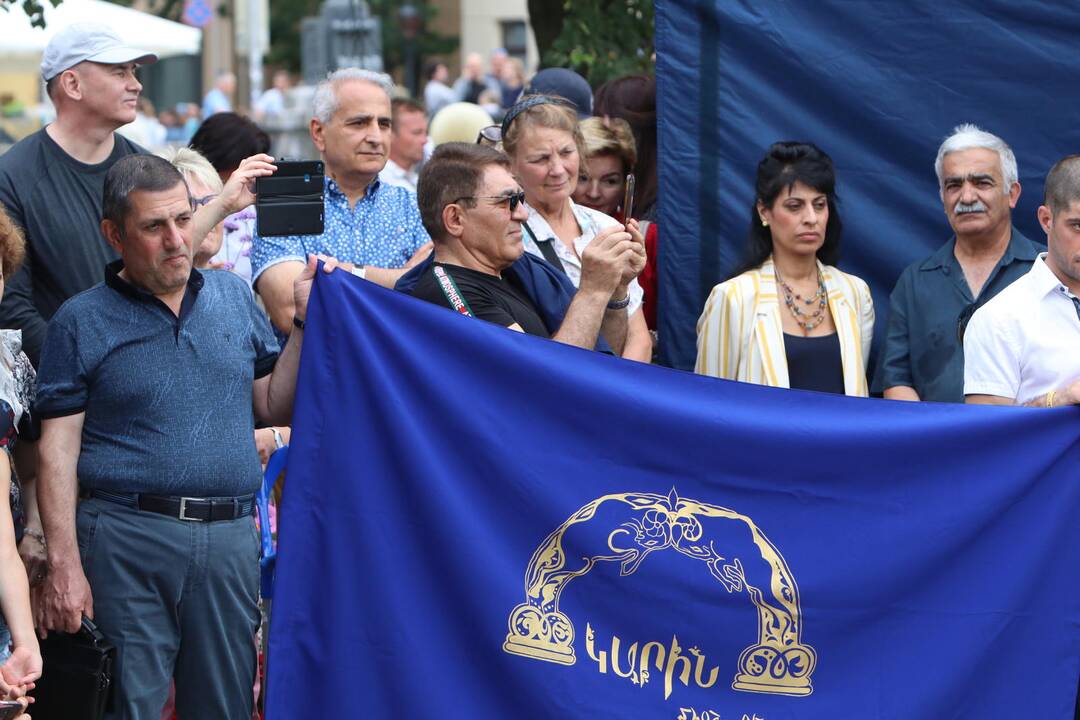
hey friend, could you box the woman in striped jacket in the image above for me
[696,142,874,396]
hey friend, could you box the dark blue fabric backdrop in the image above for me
[656,0,1080,370]
[266,272,1080,719]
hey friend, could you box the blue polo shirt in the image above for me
[250,176,430,285]
[35,262,280,497]
[874,227,1043,403]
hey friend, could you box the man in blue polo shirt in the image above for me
[875,124,1042,403]
[32,154,319,719]
[251,67,433,335]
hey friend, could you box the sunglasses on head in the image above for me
[476,125,502,145]
[191,193,218,208]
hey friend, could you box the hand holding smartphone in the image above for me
[622,173,636,222]
[0,700,26,719]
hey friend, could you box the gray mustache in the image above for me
[955,200,988,215]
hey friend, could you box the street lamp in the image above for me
[397,2,421,98]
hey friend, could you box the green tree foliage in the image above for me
[2,0,62,27]
[267,0,322,72]
[543,0,654,86]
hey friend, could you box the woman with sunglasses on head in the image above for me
[501,95,652,362]
[696,141,874,395]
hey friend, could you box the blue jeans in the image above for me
[77,497,260,720]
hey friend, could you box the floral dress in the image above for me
[0,329,36,661]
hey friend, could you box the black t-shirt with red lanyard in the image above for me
[409,262,551,338]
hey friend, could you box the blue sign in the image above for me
[266,271,1080,719]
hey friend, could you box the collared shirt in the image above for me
[874,227,1042,403]
[250,175,430,285]
[35,262,280,497]
[963,254,1080,403]
[380,159,419,193]
[521,201,644,315]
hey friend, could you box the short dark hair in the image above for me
[417,143,510,242]
[731,141,843,279]
[103,155,188,232]
[391,97,426,129]
[424,61,445,81]
[1043,154,1080,214]
[0,206,26,279]
[189,112,271,175]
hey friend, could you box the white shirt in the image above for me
[963,254,1080,403]
[380,159,419,193]
[522,201,644,316]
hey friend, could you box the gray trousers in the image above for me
[77,497,260,720]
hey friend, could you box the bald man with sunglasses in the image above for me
[398,142,644,353]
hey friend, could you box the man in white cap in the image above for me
[0,23,156,366]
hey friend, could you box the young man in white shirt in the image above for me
[964,154,1080,407]
[381,97,428,193]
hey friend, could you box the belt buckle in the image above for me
[178,497,204,522]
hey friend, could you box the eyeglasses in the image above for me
[454,191,526,212]
[191,193,218,208]
[476,125,502,146]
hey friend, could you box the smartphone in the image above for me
[255,159,325,237]
[0,700,24,719]
[622,173,636,222]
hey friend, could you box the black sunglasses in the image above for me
[454,191,526,212]
[476,125,502,145]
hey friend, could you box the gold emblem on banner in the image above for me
[502,489,816,697]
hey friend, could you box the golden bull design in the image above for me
[502,489,816,697]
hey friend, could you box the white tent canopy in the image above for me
[0,0,201,71]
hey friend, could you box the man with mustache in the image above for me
[33,154,321,718]
[964,155,1080,407]
[0,24,156,366]
[251,69,433,334]
[876,124,1043,403]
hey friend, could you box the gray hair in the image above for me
[312,68,394,124]
[158,147,223,194]
[102,155,188,232]
[934,123,1018,198]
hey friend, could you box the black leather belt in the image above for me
[80,488,255,522]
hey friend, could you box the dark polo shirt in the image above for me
[35,262,280,497]
[874,227,1043,403]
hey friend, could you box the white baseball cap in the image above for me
[41,23,158,81]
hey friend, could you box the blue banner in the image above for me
[266,272,1080,719]
[656,1,1080,369]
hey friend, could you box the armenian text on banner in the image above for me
[266,272,1080,719]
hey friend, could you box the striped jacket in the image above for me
[695,258,875,396]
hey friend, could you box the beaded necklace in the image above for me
[775,267,828,333]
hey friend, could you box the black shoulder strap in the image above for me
[522,221,565,273]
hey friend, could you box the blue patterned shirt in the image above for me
[250,176,430,284]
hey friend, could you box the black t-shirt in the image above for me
[410,262,550,338]
[0,128,143,365]
[784,332,845,394]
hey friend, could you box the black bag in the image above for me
[30,617,115,720]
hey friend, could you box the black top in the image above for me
[0,128,143,366]
[784,332,845,395]
[410,262,550,338]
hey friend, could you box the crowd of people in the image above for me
[0,15,1076,720]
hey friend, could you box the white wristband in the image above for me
[350,264,368,280]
